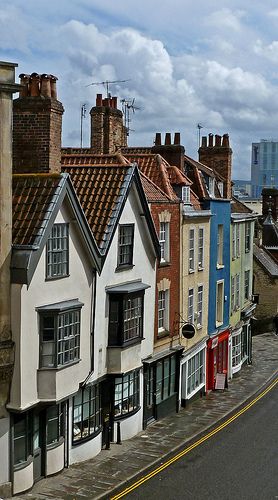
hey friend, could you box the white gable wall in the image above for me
[10,202,95,410]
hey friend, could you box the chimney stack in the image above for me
[90,94,127,154]
[0,61,21,438]
[198,133,232,199]
[13,72,64,174]
[152,131,185,171]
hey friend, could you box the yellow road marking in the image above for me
[111,376,278,499]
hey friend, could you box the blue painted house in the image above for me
[185,133,232,390]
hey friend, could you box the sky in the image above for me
[2,1,278,179]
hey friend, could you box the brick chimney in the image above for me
[90,94,127,154]
[152,132,185,170]
[198,133,232,199]
[0,62,20,451]
[13,73,64,173]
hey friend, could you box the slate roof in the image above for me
[61,164,132,249]
[254,244,278,277]
[231,196,254,214]
[12,174,64,247]
[262,212,278,248]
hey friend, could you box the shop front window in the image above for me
[114,370,140,417]
[47,404,65,445]
[13,413,32,467]
[232,333,242,369]
[156,355,176,404]
[73,385,101,443]
[187,349,205,397]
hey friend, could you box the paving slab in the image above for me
[10,332,278,500]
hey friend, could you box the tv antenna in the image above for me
[80,104,86,148]
[121,98,140,136]
[197,123,204,149]
[85,79,131,98]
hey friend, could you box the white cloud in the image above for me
[205,8,245,32]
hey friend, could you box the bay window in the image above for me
[114,369,140,417]
[73,385,101,443]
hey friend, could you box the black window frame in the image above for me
[39,305,82,369]
[108,291,144,347]
[117,224,134,268]
[46,404,65,446]
[13,412,32,468]
[46,223,69,280]
[72,384,101,444]
[114,369,140,419]
[155,354,177,404]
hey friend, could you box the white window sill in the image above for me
[216,321,223,328]
[189,269,195,274]
[216,264,224,269]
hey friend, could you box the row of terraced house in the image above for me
[0,62,257,496]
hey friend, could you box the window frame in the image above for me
[38,304,82,369]
[46,223,69,280]
[189,228,195,272]
[188,288,194,324]
[217,224,224,267]
[72,384,101,444]
[159,221,170,263]
[245,222,251,253]
[197,285,203,328]
[158,289,169,334]
[216,280,224,326]
[186,349,205,397]
[244,270,250,300]
[182,186,191,204]
[198,227,204,270]
[46,403,65,447]
[13,413,32,469]
[114,369,140,419]
[108,291,145,347]
[117,224,135,268]
[155,355,176,404]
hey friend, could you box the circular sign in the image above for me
[181,323,196,339]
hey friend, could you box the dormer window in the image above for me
[218,182,224,197]
[182,186,191,204]
[208,177,215,197]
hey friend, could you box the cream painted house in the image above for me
[179,206,211,405]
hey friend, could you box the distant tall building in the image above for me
[251,139,278,198]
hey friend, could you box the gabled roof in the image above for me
[254,244,278,277]
[140,172,173,203]
[61,160,160,261]
[120,152,179,200]
[184,154,224,200]
[12,173,101,284]
[231,196,255,215]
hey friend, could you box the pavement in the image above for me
[12,332,278,500]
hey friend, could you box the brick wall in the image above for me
[150,202,181,346]
[90,94,127,154]
[253,259,278,333]
[13,98,63,174]
[199,134,232,199]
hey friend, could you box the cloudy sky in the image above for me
[1,0,278,179]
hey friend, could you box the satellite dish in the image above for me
[181,323,196,339]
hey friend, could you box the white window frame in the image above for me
[198,227,204,270]
[189,228,195,272]
[158,290,169,333]
[208,177,215,197]
[231,275,235,313]
[235,274,240,309]
[236,224,240,257]
[218,182,224,197]
[232,331,242,373]
[159,222,170,263]
[217,224,224,267]
[197,285,203,328]
[245,222,251,253]
[188,288,194,324]
[182,186,191,204]
[184,347,206,399]
[232,225,236,260]
[216,280,224,327]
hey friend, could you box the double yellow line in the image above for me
[111,376,278,499]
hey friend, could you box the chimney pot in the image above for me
[112,96,117,109]
[19,73,30,97]
[222,134,230,147]
[49,75,58,99]
[201,136,207,147]
[174,132,180,145]
[29,73,40,97]
[165,132,171,145]
[208,134,213,147]
[41,74,51,98]
[96,93,103,106]
[155,132,161,146]
[215,134,221,146]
